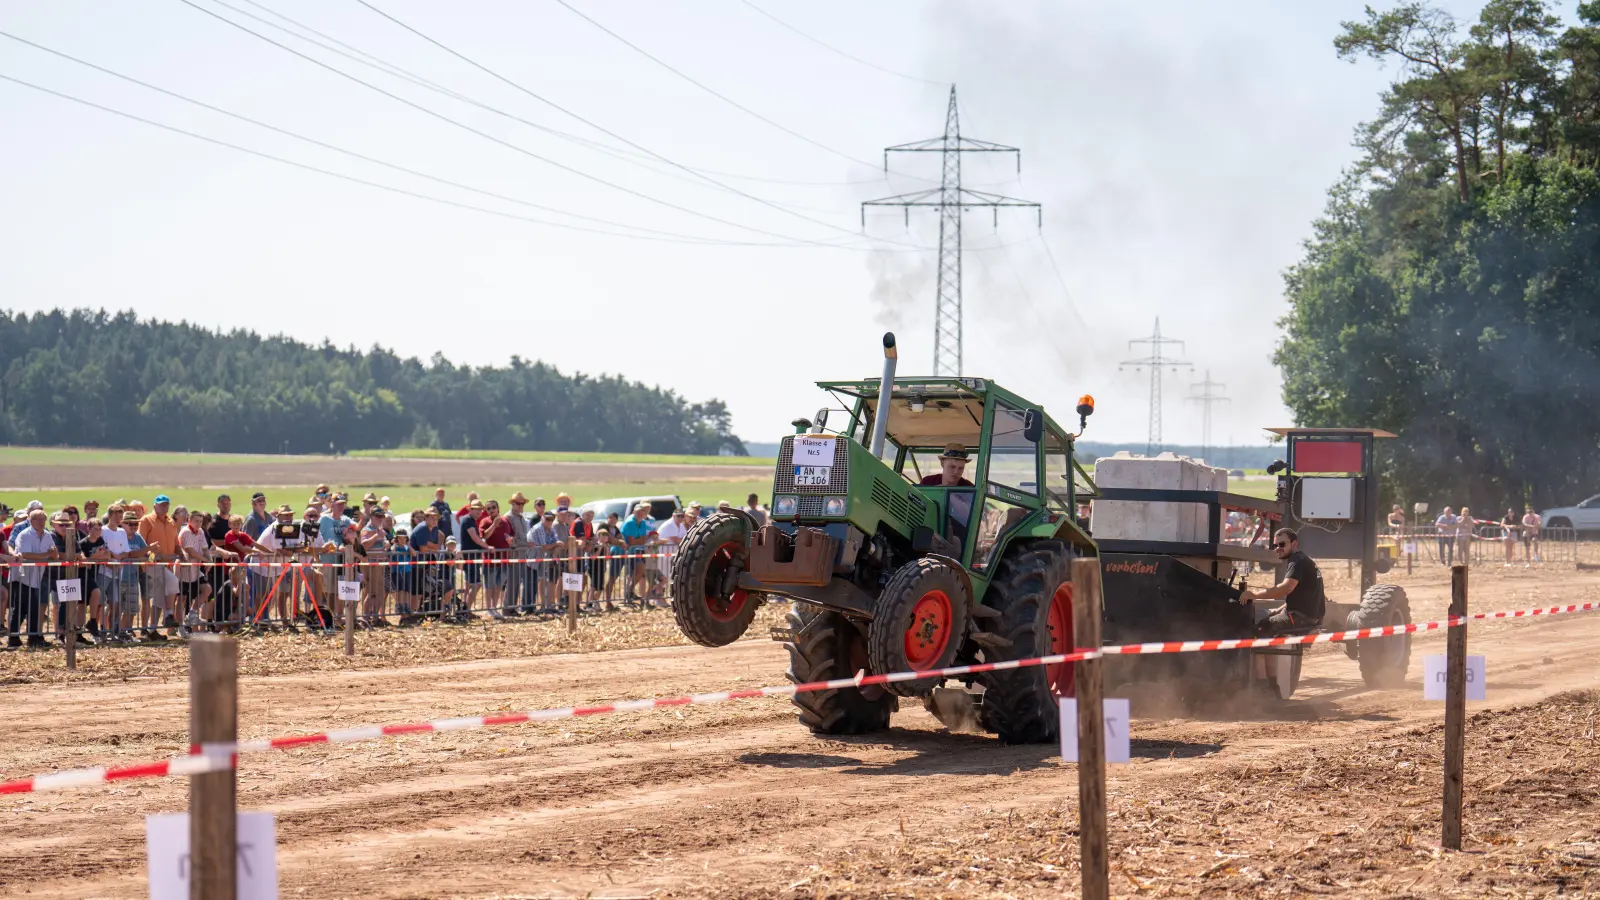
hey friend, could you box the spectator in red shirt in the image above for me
[481,499,514,618]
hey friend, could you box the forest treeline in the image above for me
[1278,1,1600,508]
[0,309,746,456]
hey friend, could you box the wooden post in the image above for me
[565,536,578,634]
[342,546,356,657]
[64,524,79,670]
[1071,557,1108,900]
[189,635,237,900]
[1442,564,1468,850]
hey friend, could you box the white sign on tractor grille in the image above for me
[792,437,836,465]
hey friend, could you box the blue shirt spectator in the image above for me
[410,520,446,553]
[620,511,654,554]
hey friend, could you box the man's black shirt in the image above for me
[1282,550,1325,622]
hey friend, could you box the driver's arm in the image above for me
[1241,577,1298,603]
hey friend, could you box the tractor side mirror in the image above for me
[809,408,830,434]
[1022,409,1043,444]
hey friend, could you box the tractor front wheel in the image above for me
[867,559,970,697]
[670,513,758,647]
[978,540,1076,744]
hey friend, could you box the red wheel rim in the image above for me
[903,589,953,670]
[704,541,748,622]
[1046,582,1075,698]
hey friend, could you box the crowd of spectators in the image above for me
[1407,505,1545,567]
[1,488,771,649]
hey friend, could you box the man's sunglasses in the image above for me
[1272,541,1292,549]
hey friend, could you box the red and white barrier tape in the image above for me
[0,649,1098,795]
[6,553,673,569]
[1096,600,1600,655]
[0,751,232,795]
[4,599,1597,795]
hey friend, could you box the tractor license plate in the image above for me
[794,466,831,486]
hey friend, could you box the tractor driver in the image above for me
[920,443,974,487]
[1240,527,1324,637]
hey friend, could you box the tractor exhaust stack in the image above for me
[871,332,897,459]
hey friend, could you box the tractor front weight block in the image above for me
[747,525,838,587]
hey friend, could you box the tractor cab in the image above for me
[822,376,1093,575]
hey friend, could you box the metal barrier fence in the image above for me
[0,542,680,644]
[1380,524,1597,569]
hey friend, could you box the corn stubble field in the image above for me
[0,450,1596,898]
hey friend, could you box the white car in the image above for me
[577,495,682,527]
[1541,495,1600,532]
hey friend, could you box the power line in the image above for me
[0,73,793,246]
[738,1,949,87]
[550,0,943,188]
[0,30,787,244]
[966,244,1074,375]
[233,0,905,189]
[177,0,881,250]
[1034,233,1089,332]
[348,0,919,248]
[219,0,901,197]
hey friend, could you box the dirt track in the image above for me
[2,567,1598,898]
[2,457,770,491]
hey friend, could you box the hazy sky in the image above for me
[2,0,1552,447]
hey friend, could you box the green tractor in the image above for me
[671,333,1096,743]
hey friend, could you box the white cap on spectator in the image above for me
[26,500,43,510]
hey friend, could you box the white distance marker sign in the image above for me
[561,572,586,592]
[146,811,279,900]
[1059,698,1131,764]
[1423,654,1487,701]
[336,581,360,604]
[55,579,83,604]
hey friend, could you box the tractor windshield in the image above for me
[856,393,984,484]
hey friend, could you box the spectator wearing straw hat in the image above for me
[527,509,561,613]
[503,492,534,615]
[112,508,146,641]
[620,502,657,605]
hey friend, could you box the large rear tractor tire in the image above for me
[1348,583,1411,689]
[867,559,970,698]
[670,513,758,647]
[977,540,1076,744]
[785,605,896,735]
